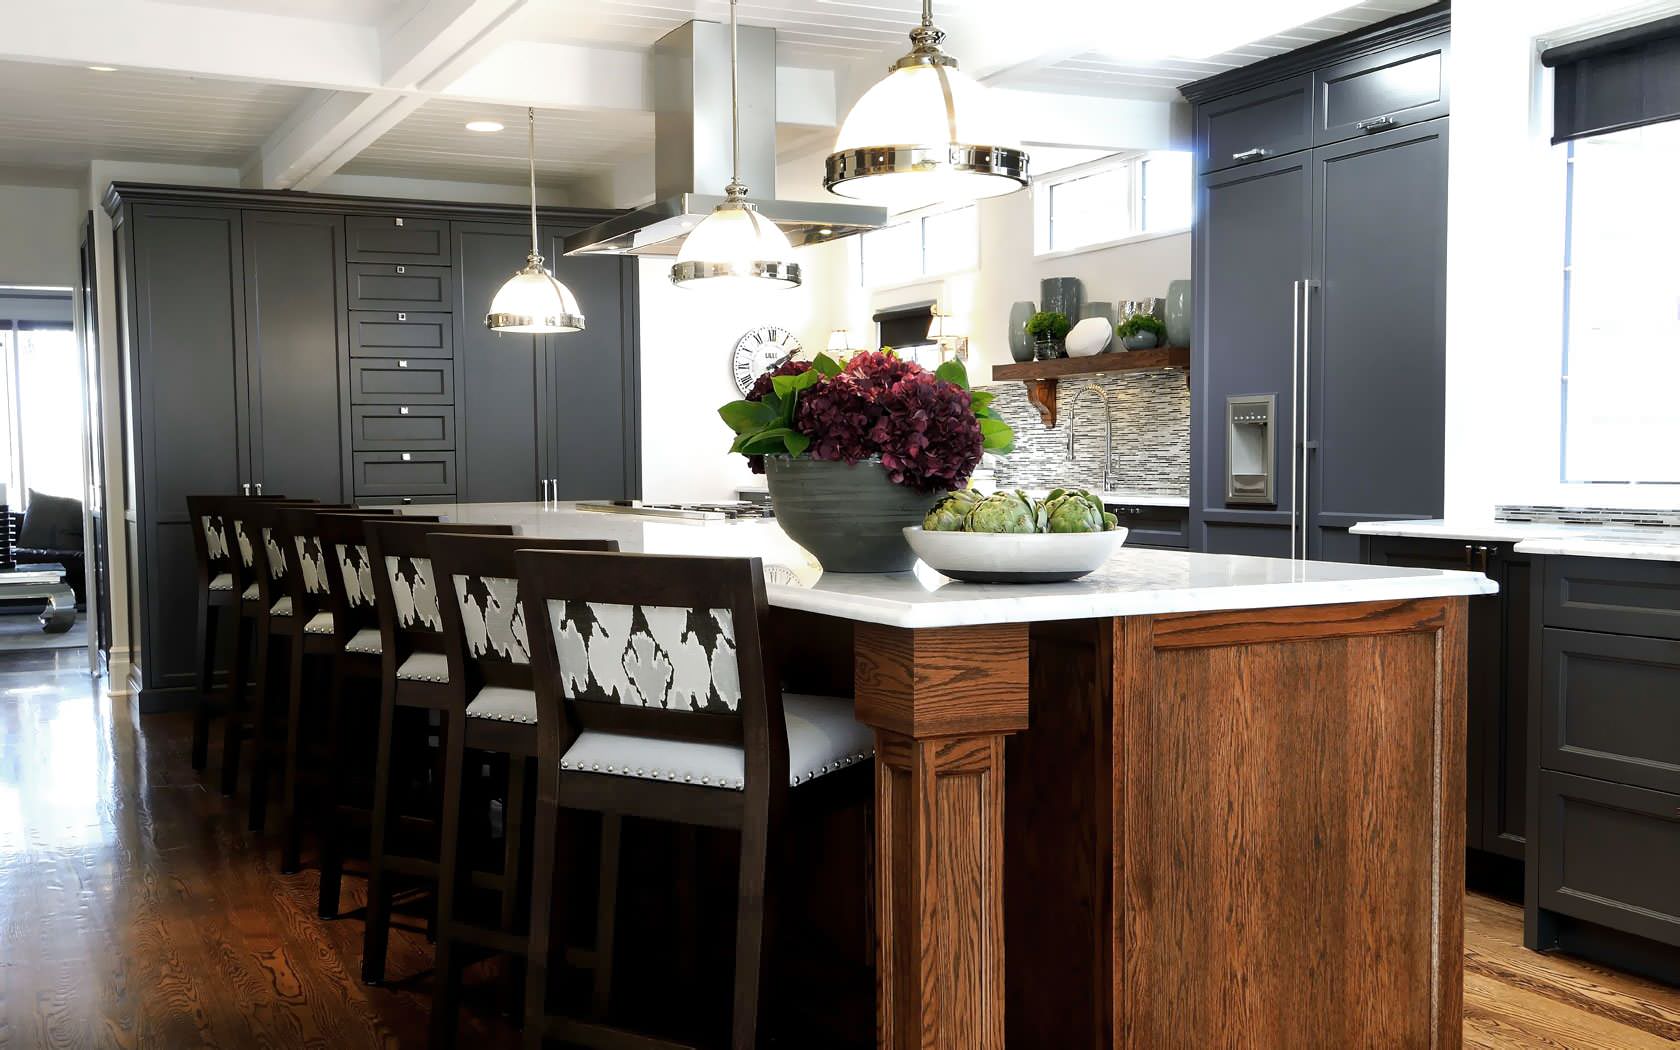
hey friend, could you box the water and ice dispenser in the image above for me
[1226,394,1276,505]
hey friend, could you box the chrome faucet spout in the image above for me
[1065,383,1113,492]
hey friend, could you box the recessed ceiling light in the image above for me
[87,65,118,73]
[465,120,504,133]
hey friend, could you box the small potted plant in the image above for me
[718,350,1014,572]
[1025,311,1071,360]
[1117,312,1167,350]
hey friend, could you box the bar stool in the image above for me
[316,511,439,919]
[187,494,247,771]
[360,518,516,986]
[268,505,398,872]
[218,497,317,798]
[516,551,875,1050]
[241,501,352,835]
[426,532,618,1050]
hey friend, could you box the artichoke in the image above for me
[1042,488,1112,533]
[923,489,983,532]
[963,490,1039,534]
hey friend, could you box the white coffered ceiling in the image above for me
[0,0,1435,203]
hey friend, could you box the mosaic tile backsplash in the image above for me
[979,369,1189,495]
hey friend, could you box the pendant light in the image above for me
[486,107,585,333]
[670,0,801,290]
[824,0,1028,206]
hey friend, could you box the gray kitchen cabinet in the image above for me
[349,311,453,358]
[346,214,451,265]
[241,210,350,504]
[347,262,453,311]
[351,405,454,451]
[350,357,454,404]
[1196,73,1314,174]
[1106,504,1189,550]
[1186,6,1449,562]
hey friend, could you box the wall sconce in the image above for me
[827,328,854,353]
[927,309,970,361]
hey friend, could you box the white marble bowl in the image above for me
[903,526,1129,583]
[1064,316,1112,357]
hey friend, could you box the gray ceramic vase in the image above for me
[1120,331,1159,351]
[1081,300,1115,326]
[1040,277,1083,328]
[765,456,941,573]
[1007,300,1036,363]
[1165,279,1192,347]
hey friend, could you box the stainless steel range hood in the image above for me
[562,19,885,258]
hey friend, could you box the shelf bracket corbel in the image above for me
[1024,378,1058,427]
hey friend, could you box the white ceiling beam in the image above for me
[380,0,529,90]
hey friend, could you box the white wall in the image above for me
[1444,0,1680,516]
[0,183,81,288]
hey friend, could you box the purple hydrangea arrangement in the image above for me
[721,349,1013,494]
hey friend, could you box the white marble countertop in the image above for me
[1019,489,1189,509]
[398,501,1494,629]
[1351,518,1680,563]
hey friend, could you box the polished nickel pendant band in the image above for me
[669,259,802,285]
[485,310,586,331]
[824,143,1030,191]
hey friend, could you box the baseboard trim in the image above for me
[136,684,196,714]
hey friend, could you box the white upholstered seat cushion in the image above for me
[396,652,449,683]
[466,686,537,724]
[270,596,293,617]
[559,693,871,791]
[304,611,334,635]
[242,583,259,601]
[344,628,382,655]
[208,572,234,592]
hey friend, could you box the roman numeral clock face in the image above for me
[731,325,803,397]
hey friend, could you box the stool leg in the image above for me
[247,627,280,833]
[220,613,251,797]
[592,813,622,1020]
[428,711,468,1050]
[279,640,311,874]
[361,677,400,985]
[317,658,349,918]
[522,762,563,1050]
[730,801,771,1050]
[192,598,219,771]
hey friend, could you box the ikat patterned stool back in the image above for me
[318,512,436,659]
[362,519,516,687]
[272,506,395,642]
[429,533,619,722]
[224,498,316,607]
[517,550,792,792]
[245,502,350,624]
[186,495,240,600]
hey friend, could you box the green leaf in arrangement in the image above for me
[719,399,775,434]
[812,352,842,377]
[934,359,969,390]
[969,389,994,413]
[979,416,1015,454]
[784,432,811,457]
[737,427,801,455]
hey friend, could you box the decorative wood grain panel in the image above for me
[1150,596,1448,648]
[854,623,1029,738]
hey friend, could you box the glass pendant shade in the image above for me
[825,12,1028,206]
[487,261,584,333]
[672,200,801,290]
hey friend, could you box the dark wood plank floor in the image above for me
[0,651,1676,1049]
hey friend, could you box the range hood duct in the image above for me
[563,19,886,257]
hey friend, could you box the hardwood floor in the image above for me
[0,652,1675,1049]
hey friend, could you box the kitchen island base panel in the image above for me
[1003,599,1467,1049]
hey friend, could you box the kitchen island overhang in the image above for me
[399,502,1495,1049]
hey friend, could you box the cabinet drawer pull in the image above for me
[398,359,408,368]
[1357,115,1397,133]
[400,406,409,415]
[394,217,404,227]
[1232,147,1271,163]
[397,312,407,321]
[401,453,412,461]
[396,265,406,274]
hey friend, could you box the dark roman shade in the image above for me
[1542,15,1680,144]
[872,300,935,352]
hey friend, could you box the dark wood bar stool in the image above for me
[360,518,516,986]
[316,511,439,919]
[267,505,398,872]
[218,497,317,798]
[241,501,352,836]
[516,551,875,1050]
[426,532,618,1050]
[187,494,256,772]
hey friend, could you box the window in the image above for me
[1035,150,1193,255]
[1561,121,1680,484]
[859,204,977,288]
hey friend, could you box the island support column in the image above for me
[853,622,1030,1050]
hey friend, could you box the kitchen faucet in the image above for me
[1065,383,1112,492]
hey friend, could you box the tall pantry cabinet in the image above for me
[1185,4,1450,561]
[108,184,640,709]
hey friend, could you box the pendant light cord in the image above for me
[727,0,745,199]
[527,107,540,261]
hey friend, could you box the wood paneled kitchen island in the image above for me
[403,501,1496,1049]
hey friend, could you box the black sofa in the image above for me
[11,491,86,606]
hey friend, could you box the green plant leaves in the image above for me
[935,359,970,390]
[979,416,1015,454]
[811,352,842,377]
[718,398,776,434]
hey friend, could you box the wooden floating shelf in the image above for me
[990,347,1190,427]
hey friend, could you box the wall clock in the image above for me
[730,325,803,396]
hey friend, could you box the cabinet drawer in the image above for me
[347,263,453,311]
[1197,73,1313,173]
[1544,556,1680,640]
[1536,770,1680,948]
[1313,34,1449,145]
[346,215,451,265]
[1542,628,1680,794]
[351,405,455,451]
[1107,504,1189,549]
[349,311,453,359]
[351,451,457,497]
[350,358,454,405]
